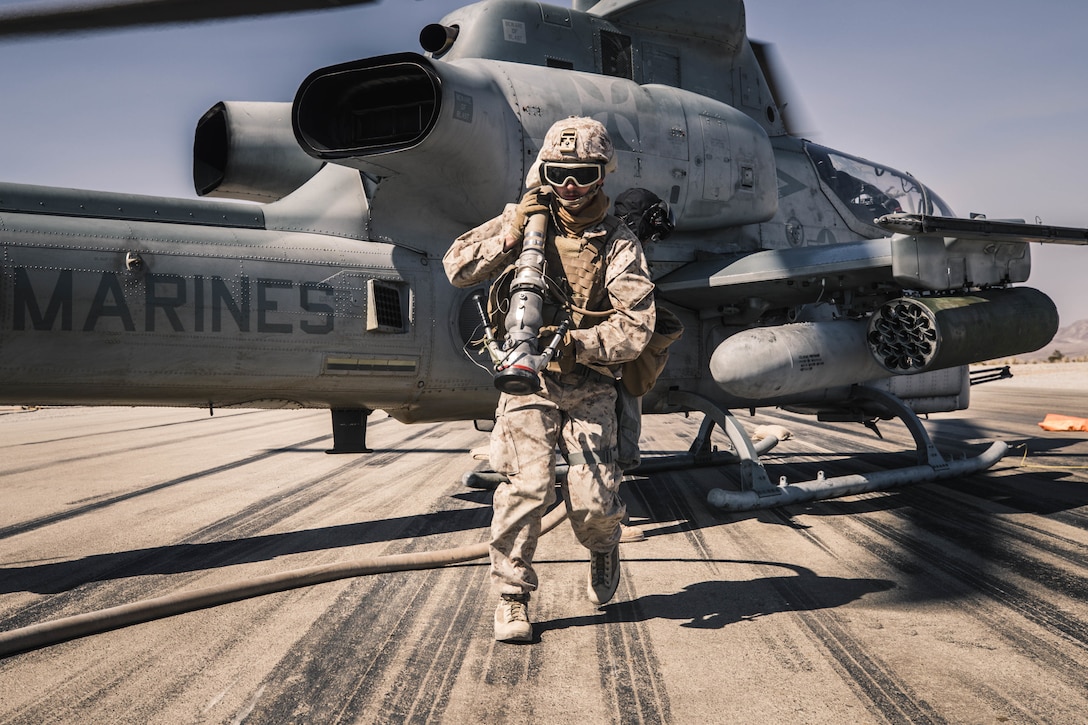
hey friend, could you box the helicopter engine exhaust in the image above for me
[293,53,442,159]
[291,52,522,228]
[193,101,324,202]
[866,287,1058,373]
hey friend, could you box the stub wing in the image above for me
[653,239,895,312]
[877,213,1088,245]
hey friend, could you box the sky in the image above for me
[0,0,1085,324]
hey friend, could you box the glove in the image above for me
[508,187,551,245]
[556,331,577,374]
[540,326,577,374]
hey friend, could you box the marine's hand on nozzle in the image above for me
[555,332,577,374]
[506,188,551,249]
[539,323,576,374]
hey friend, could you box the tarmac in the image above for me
[2,365,1088,723]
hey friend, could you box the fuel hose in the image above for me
[0,505,569,658]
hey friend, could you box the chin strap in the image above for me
[555,186,597,210]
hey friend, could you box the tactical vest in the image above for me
[483,214,681,394]
[541,221,616,330]
[486,217,620,334]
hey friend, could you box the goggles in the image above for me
[541,162,603,188]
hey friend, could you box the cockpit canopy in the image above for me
[806,143,953,231]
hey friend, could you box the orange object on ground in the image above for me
[1038,413,1088,432]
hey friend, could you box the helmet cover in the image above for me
[537,116,616,173]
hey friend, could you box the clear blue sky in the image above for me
[0,0,1084,324]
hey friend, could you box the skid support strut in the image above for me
[461,391,779,490]
[704,386,1007,512]
[661,390,778,493]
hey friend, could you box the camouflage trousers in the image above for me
[488,371,626,597]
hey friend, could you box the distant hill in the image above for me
[1016,319,1088,362]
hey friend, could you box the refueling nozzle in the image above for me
[473,213,571,395]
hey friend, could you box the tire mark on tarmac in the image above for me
[0,410,317,478]
[0,434,330,540]
[627,470,721,573]
[0,445,374,632]
[240,492,492,722]
[2,426,455,622]
[834,497,1088,696]
[381,564,487,722]
[723,513,947,724]
[832,513,1088,721]
[5,431,490,723]
[900,486,1088,598]
[594,471,731,724]
[0,408,273,449]
[595,599,672,725]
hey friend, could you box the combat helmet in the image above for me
[537,116,617,174]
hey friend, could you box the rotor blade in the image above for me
[750,39,817,138]
[0,0,382,38]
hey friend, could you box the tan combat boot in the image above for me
[494,593,532,642]
[587,545,620,605]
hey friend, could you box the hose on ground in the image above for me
[0,505,569,658]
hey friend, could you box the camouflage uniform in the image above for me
[443,121,655,598]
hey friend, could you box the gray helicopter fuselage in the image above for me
[0,0,1061,424]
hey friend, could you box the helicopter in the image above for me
[1,0,1086,512]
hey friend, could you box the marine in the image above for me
[443,117,656,642]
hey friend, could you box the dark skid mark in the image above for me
[595,583,673,724]
[243,503,491,721]
[0,409,295,478]
[0,433,330,540]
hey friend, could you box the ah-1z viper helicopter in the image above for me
[1,0,1085,511]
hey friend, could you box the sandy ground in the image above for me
[996,361,1088,387]
[2,381,1088,723]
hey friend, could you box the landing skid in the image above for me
[462,387,1007,512]
[461,390,781,490]
[698,386,1007,512]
